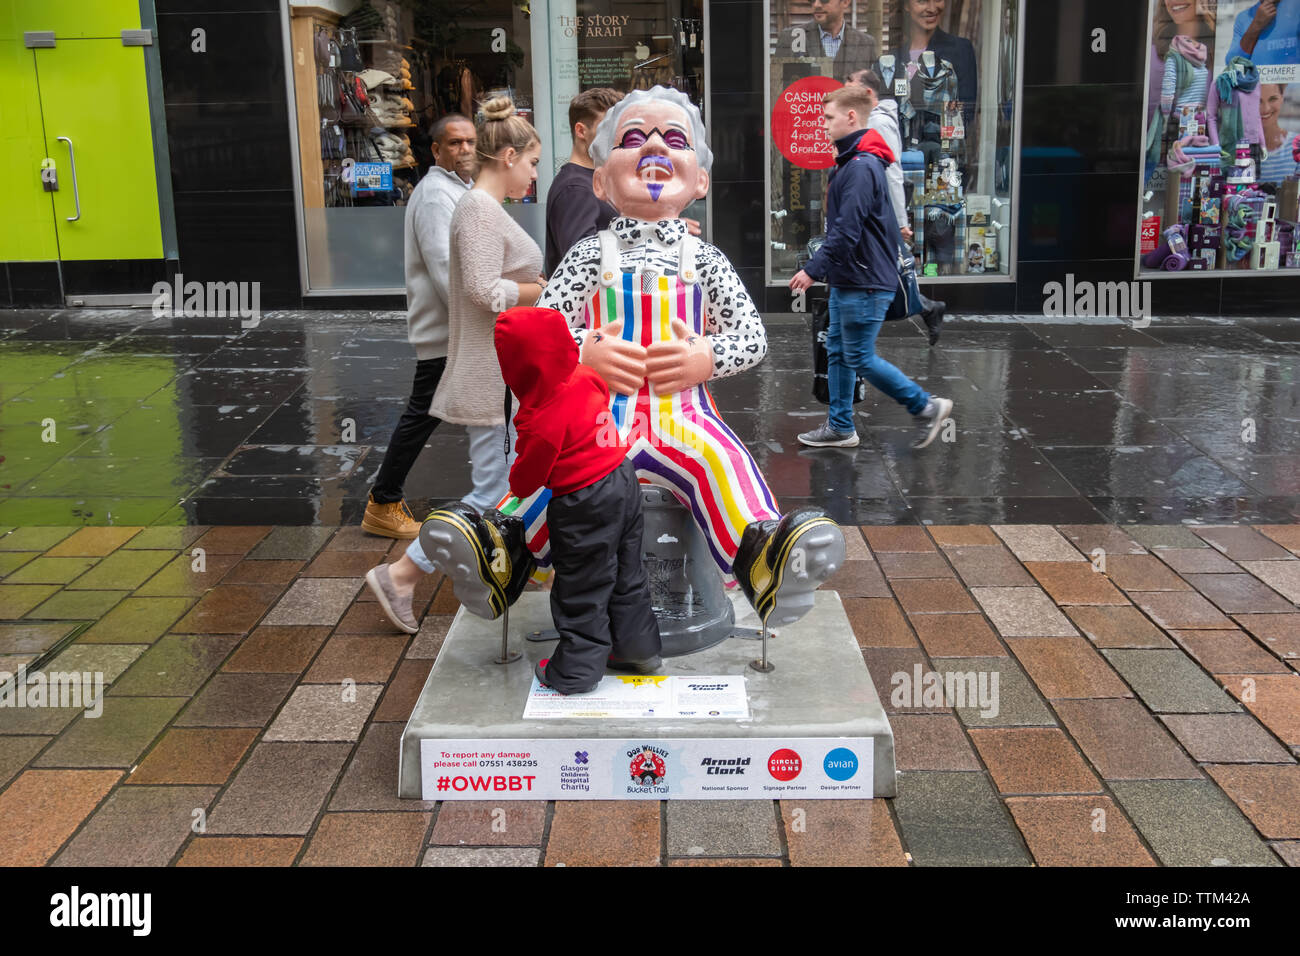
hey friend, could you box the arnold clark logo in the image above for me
[699,756,750,776]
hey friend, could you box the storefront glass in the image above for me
[765,0,1023,285]
[1136,0,1300,276]
[287,0,704,293]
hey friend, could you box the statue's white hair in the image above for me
[589,85,713,173]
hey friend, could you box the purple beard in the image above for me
[637,155,673,202]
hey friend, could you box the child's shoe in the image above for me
[607,655,663,674]
[418,504,534,619]
[534,658,597,696]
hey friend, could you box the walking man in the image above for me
[847,68,944,344]
[790,85,953,450]
[361,113,476,537]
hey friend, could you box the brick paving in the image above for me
[1,522,1298,866]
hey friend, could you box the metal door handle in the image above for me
[57,136,80,221]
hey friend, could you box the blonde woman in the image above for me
[366,96,545,633]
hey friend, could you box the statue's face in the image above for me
[593,99,709,221]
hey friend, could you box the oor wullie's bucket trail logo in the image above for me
[629,746,668,786]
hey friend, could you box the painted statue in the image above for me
[421,86,846,630]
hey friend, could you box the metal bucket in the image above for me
[638,485,735,657]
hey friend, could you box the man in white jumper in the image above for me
[362,114,477,538]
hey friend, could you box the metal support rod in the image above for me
[494,605,521,665]
[749,622,775,673]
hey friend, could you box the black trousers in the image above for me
[371,357,446,504]
[545,458,662,693]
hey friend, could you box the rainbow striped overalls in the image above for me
[497,230,780,575]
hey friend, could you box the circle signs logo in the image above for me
[768,749,802,781]
[823,748,859,781]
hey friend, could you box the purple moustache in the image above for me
[636,155,673,201]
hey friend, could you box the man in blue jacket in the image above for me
[790,84,953,450]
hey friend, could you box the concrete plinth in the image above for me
[399,590,896,798]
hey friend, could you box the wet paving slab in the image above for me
[0,520,1293,867]
[0,308,1298,526]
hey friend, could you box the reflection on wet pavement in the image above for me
[1,308,1298,526]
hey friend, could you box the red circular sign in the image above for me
[771,76,842,170]
[768,748,803,781]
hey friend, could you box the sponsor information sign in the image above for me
[522,674,749,720]
[420,737,873,800]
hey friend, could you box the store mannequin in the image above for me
[419,86,846,630]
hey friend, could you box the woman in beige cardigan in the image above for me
[432,97,545,510]
[367,97,545,632]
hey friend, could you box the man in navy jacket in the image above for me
[789,84,953,450]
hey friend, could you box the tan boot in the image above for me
[361,494,420,539]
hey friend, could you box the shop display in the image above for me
[1137,0,1300,276]
[766,0,1021,283]
[290,0,705,292]
[303,3,423,209]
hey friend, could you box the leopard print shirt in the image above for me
[539,217,767,379]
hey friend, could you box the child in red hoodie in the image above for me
[495,306,662,695]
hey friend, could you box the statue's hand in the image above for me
[645,319,713,395]
[580,319,647,396]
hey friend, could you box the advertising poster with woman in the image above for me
[1219,0,1300,81]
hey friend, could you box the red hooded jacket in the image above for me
[495,307,628,499]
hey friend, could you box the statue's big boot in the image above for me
[418,503,535,620]
[733,509,845,627]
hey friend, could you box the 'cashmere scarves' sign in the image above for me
[771,75,841,170]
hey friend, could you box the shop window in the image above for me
[1137,0,1300,276]
[765,0,1023,285]
[288,0,536,291]
[288,0,704,293]
[541,1,707,229]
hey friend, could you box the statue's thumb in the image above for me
[601,319,624,337]
[670,318,692,341]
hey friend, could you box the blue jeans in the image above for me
[826,287,929,432]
